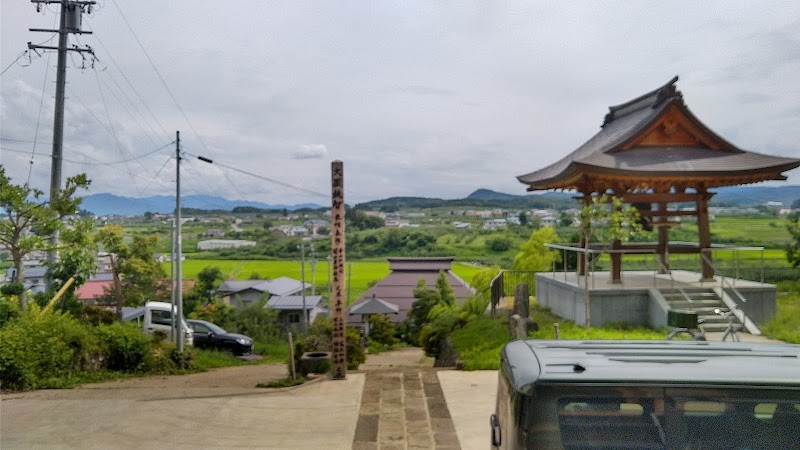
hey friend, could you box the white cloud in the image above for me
[292,144,328,160]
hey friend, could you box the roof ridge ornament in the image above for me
[602,76,681,128]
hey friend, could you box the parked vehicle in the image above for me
[122,301,193,347]
[186,319,253,356]
[491,340,800,449]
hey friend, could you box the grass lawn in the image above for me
[761,281,800,344]
[451,304,669,371]
[168,259,484,303]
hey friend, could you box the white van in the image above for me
[122,301,193,347]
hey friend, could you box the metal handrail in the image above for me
[701,251,748,305]
[652,255,695,305]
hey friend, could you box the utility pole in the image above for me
[175,131,184,353]
[29,0,95,284]
[298,243,308,333]
[309,245,317,296]
[169,218,176,343]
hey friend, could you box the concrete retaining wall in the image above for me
[535,274,776,328]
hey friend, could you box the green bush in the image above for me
[93,322,154,372]
[0,307,194,391]
[0,294,20,327]
[368,314,398,346]
[0,307,100,390]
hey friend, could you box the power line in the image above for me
[1,140,173,166]
[141,155,173,195]
[1,30,61,77]
[83,22,171,141]
[27,32,55,185]
[2,145,174,190]
[0,52,29,77]
[93,65,142,195]
[109,0,213,156]
[184,150,329,199]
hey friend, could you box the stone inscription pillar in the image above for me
[330,161,346,379]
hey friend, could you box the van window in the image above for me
[556,396,800,450]
[151,310,172,326]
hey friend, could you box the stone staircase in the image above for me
[660,288,744,333]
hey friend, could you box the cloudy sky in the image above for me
[2,1,799,206]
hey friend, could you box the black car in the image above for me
[186,319,253,356]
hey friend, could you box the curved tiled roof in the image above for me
[517,76,800,191]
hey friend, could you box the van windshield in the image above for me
[556,395,800,450]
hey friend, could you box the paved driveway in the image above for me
[1,365,365,449]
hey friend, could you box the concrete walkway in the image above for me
[352,368,462,449]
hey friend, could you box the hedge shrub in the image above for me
[0,305,194,391]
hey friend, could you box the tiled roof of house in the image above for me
[349,294,399,315]
[266,295,323,310]
[74,280,113,301]
[218,276,308,297]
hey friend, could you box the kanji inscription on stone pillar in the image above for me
[330,161,346,380]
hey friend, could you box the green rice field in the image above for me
[165,259,482,303]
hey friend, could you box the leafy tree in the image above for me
[485,237,511,252]
[559,212,574,227]
[46,217,98,314]
[197,266,224,300]
[407,271,455,343]
[185,265,224,313]
[368,314,398,346]
[96,225,168,319]
[787,212,800,268]
[512,227,560,272]
[518,212,528,227]
[347,208,385,230]
[0,167,90,309]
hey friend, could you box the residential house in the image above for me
[483,218,507,230]
[196,239,256,251]
[218,276,309,307]
[74,279,114,305]
[266,295,327,328]
[5,263,47,294]
[347,257,473,325]
[540,216,557,227]
[385,220,410,228]
[203,228,225,238]
[303,220,329,235]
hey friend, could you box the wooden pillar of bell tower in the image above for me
[696,189,714,281]
[656,202,669,273]
[609,239,622,283]
[577,193,592,276]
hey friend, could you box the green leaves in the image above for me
[579,194,644,245]
[0,167,90,309]
[512,227,559,272]
[786,212,800,268]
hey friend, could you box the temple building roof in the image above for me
[517,76,800,192]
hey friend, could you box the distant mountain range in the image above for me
[81,185,800,216]
[81,193,322,216]
[465,186,800,208]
